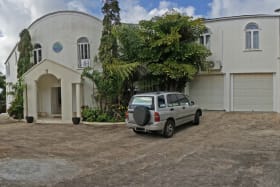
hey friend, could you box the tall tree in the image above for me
[8,28,32,119]
[116,13,211,92]
[99,0,121,64]
[17,29,33,78]
[0,72,6,113]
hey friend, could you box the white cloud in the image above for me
[159,1,176,9]
[67,1,87,12]
[120,0,198,23]
[209,0,280,18]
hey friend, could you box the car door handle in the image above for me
[170,108,174,111]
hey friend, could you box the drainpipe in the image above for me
[274,8,280,112]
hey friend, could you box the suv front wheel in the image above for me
[193,111,200,125]
[163,120,175,138]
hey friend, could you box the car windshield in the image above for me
[129,96,154,109]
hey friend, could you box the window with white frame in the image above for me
[77,37,90,68]
[33,43,42,64]
[200,28,211,49]
[245,22,259,49]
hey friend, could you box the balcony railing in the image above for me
[79,59,90,68]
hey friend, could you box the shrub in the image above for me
[81,105,126,122]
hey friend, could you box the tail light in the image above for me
[154,112,160,122]
[125,111,129,120]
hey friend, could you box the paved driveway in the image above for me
[0,112,280,187]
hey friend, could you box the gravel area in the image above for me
[0,111,279,187]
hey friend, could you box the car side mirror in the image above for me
[190,101,195,105]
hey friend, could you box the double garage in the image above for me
[189,73,273,112]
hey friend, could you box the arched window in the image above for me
[33,43,42,64]
[77,37,90,68]
[200,28,211,49]
[245,22,259,49]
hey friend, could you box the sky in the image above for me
[1,0,280,74]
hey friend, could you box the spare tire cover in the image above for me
[133,106,151,126]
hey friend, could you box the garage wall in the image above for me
[189,74,224,110]
[232,73,273,111]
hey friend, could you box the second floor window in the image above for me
[200,28,211,49]
[77,37,90,68]
[33,43,42,64]
[245,22,259,49]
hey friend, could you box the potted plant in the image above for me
[26,116,34,123]
[72,117,80,125]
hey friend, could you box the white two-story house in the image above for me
[5,11,102,122]
[5,11,280,123]
[187,14,280,113]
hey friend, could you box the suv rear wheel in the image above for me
[163,120,175,138]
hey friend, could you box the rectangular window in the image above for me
[38,50,42,61]
[176,94,189,106]
[206,35,211,49]
[246,31,251,49]
[199,36,204,45]
[158,95,166,108]
[167,94,179,107]
[129,96,154,110]
[33,51,37,64]
[253,31,259,49]
[200,34,211,49]
[78,42,90,68]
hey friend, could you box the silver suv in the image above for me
[125,92,202,138]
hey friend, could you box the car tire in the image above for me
[193,111,200,125]
[163,120,175,138]
[133,106,150,126]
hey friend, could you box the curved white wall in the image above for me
[28,11,102,71]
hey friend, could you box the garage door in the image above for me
[233,73,273,111]
[189,74,224,110]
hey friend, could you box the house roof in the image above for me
[28,10,101,29]
[23,59,81,83]
[204,14,280,23]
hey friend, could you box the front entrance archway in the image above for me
[37,74,61,118]
[24,59,83,122]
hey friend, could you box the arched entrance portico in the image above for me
[23,59,82,122]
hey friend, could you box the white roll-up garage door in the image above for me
[233,73,273,111]
[189,74,224,110]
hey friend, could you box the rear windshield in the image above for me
[129,96,154,110]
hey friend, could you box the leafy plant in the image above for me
[7,79,25,119]
[81,104,126,122]
[0,72,6,113]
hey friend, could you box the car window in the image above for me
[129,96,154,109]
[158,95,166,108]
[167,94,179,107]
[176,94,190,106]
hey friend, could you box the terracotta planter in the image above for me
[72,117,80,125]
[26,116,34,123]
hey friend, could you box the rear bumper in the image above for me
[126,121,165,132]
